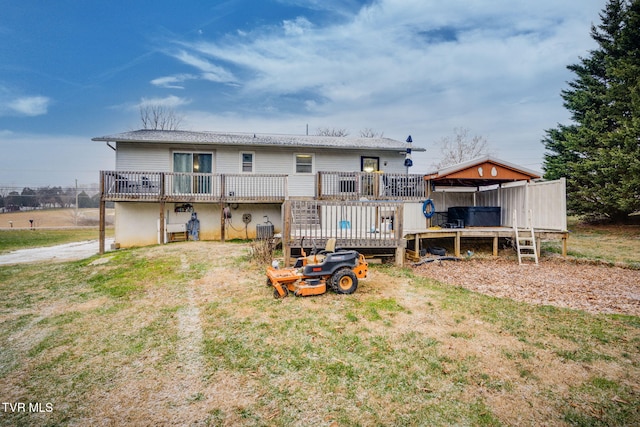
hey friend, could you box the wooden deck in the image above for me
[404,227,569,260]
[100,171,288,203]
[280,200,569,266]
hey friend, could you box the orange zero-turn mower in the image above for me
[266,239,368,298]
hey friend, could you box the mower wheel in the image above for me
[273,285,288,299]
[331,268,358,294]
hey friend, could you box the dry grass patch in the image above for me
[0,241,639,426]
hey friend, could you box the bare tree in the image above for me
[315,127,350,137]
[139,105,184,130]
[359,128,384,138]
[433,127,491,169]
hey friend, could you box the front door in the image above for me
[361,156,380,197]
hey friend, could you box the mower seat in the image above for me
[303,238,337,265]
[324,238,336,253]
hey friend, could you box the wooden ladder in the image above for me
[513,209,538,265]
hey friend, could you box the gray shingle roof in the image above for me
[92,129,424,152]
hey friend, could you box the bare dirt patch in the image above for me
[413,257,640,316]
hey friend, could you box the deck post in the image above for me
[159,173,166,245]
[454,231,461,257]
[493,234,498,256]
[220,204,226,243]
[99,200,106,255]
[159,202,165,244]
[395,246,405,266]
[99,171,106,255]
[283,200,292,266]
[562,233,568,257]
[395,203,405,266]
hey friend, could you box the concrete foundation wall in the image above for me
[114,202,283,248]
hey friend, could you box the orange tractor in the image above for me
[266,238,368,298]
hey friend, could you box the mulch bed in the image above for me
[412,257,640,316]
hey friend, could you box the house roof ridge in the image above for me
[91,129,425,152]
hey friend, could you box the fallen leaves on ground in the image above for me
[413,257,640,316]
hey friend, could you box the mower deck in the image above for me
[266,250,368,299]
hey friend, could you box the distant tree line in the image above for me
[0,186,101,211]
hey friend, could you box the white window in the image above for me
[295,153,313,174]
[240,152,254,173]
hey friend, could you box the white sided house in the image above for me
[93,130,425,253]
[94,131,568,265]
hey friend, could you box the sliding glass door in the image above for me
[173,152,213,194]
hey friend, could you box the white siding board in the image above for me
[116,143,170,172]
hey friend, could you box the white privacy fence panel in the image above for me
[436,178,566,231]
[403,202,428,232]
[528,178,567,231]
[476,179,566,230]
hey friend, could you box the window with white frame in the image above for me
[240,152,254,173]
[295,153,313,174]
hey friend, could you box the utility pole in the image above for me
[75,179,78,226]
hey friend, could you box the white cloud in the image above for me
[283,17,313,36]
[163,0,603,172]
[6,96,51,116]
[172,50,236,83]
[150,74,196,89]
[138,95,191,109]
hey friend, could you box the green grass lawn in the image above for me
[542,218,640,268]
[0,241,638,426]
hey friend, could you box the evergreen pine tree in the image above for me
[543,0,640,221]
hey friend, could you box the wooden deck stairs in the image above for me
[291,203,320,228]
[513,209,538,265]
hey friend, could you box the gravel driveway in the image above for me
[0,238,115,265]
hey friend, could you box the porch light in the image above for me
[404,135,413,169]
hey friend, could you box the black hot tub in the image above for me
[447,206,501,227]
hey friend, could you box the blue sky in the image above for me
[0,0,604,187]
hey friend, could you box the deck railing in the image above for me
[284,199,404,249]
[101,170,425,202]
[101,171,287,202]
[317,171,427,200]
